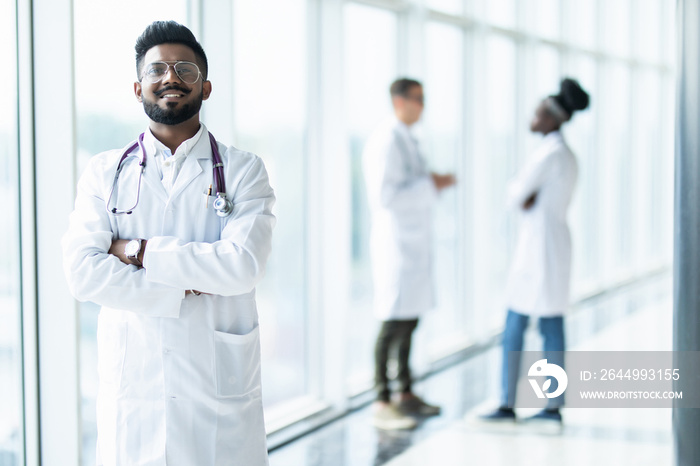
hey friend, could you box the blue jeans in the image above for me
[500,309,565,409]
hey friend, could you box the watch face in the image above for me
[125,240,140,257]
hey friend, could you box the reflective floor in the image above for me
[269,274,672,466]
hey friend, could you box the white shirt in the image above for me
[144,125,204,194]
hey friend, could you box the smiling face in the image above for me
[134,43,212,126]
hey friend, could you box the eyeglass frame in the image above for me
[139,60,204,85]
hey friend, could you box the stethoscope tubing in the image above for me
[107,130,230,216]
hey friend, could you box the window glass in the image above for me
[631,69,660,268]
[523,0,560,40]
[563,0,597,49]
[471,35,517,332]
[73,2,190,463]
[232,0,309,412]
[344,3,397,392]
[421,22,465,356]
[563,55,598,294]
[521,45,560,159]
[659,74,674,260]
[0,0,23,464]
[634,0,661,61]
[601,0,631,56]
[474,0,516,28]
[662,0,675,66]
[598,62,632,281]
[426,0,463,15]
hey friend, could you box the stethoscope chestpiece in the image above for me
[213,193,233,218]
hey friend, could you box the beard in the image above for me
[142,87,203,125]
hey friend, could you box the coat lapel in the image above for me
[142,162,169,205]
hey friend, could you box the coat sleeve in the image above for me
[374,137,437,213]
[62,155,186,317]
[143,155,276,296]
[505,150,555,211]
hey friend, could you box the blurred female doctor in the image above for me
[481,78,590,425]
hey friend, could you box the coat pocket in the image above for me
[213,325,261,398]
[96,321,128,388]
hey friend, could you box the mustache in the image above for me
[154,86,191,97]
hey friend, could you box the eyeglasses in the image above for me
[404,94,424,105]
[141,61,203,85]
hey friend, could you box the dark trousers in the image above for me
[374,319,419,402]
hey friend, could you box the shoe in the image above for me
[373,403,418,430]
[525,408,562,424]
[478,407,516,422]
[397,395,441,416]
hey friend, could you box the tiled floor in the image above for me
[269,274,673,466]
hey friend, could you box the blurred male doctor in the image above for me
[363,78,456,430]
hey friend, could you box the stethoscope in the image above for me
[106,132,233,217]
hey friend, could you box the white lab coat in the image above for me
[505,130,578,316]
[62,124,275,466]
[363,117,438,321]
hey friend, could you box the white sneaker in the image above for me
[373,403,418,430]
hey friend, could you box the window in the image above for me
[480,0,517,29]
[601,0,631,56]
[599,62,633,281]
[427,0,463,15]
[523,0,560,40]
[563,55,599,293]
[421,22,466,355]
[634,0,661,62]
[231,0,310,414]
[0,0,23,464]
[471,34,517,331]
[343,3,398,392]
[631,69,661,269]
[563,0,597,49]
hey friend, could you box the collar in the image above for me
[543,130,563,143]
[142,123,207,160]
[392,117,417,142]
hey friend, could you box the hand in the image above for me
[108,238,147,266]
[431,172,457,191]
[523,192,537,210]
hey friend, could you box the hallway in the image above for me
[269,274,672,466]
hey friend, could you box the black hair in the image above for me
[390,78,422,97]
[135,21,208,79]
[551,78,590,117]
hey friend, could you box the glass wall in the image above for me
[344,3,398,394]
[420,22,465,358]
[0,1,24,465]
[471,34,517,332]
[231,0,311,416]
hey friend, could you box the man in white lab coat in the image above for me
[62,21,275,465]
[363,78,456,430]
[480,78,589,425]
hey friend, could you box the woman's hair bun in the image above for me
[555,78,590,115]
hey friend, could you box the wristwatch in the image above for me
[124,239,143,266]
